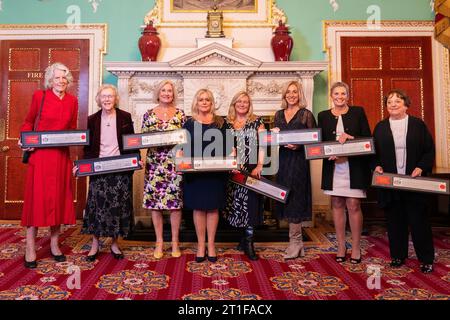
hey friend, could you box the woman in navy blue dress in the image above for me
[182,88,231,263]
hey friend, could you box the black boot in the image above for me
[243,226,258,261]
[236,229,246,251]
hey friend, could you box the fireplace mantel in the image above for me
[105,43,327,124]
[104,42,328,225]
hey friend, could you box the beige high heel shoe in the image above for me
[153,242,164,259]
[171,242,181,258]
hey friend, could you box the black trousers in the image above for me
[384,191,435,264]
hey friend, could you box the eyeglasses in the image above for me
[100,95,115,99]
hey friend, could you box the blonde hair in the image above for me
[280,80,307,109]
[226,91,257,124]
[191,88,224,128]
[95,84,120,109]
[330,81,350,96]
[154,80,177,105]
[44,62,73,89]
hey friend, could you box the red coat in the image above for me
[20,89,78,227]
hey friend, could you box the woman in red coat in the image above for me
[20,63,78,268]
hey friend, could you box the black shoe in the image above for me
[207,255,217,263]
[85,251,98,262]
[243,241,258,261]
[195,255,206,263]
[389,258,405,267]
[335,248,347,263]
[111,248,124,260]
[420,263,433,274]
[51,253,66,262]
[350,257,362,264]
[24,257,37,269]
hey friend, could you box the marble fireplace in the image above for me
[104,40,327,228]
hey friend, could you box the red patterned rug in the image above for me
[0,221,449,300]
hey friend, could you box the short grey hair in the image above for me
[95,84,120,109]
[44,62,73,89]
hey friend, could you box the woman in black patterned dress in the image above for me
[224,91,265,261]
[273,80,317,260]
[78,84,136,262]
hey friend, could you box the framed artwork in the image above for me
[145,0,282,27]
[171,0,257,13]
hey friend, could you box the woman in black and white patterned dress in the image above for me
[224,91,265,260]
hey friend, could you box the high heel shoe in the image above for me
[24,256,37,269]
[195,248,206,263]
[335,248,347,263]
[51,252,66,262]
[207,254,217,263]
[85,250,98,262]
[111,248,124,260]
[350,257,362,264]
[171,242,181,258]
[153,243,164,259]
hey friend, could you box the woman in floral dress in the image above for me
[142,80,186,259]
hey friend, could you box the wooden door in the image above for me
[0,40,89,219]
[340,36,435,222]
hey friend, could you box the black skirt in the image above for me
[81,173,133,238]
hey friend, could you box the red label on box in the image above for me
[307,146,322,156]
[440,184,446,190]
[178,162,193,170]
[132,159,137,165]
[375,175,392,186]
[25,135,39,145]
[81,134,86,140]
[231,172,246,184]
[127,137,140,147]
[78,163,93,173]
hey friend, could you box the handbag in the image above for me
[22,91,46,164]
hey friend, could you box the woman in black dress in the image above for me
[273,81,316,260]
[223,91,265,261]
[79,84,135,261]
[373,89,435,273]
[182,88,231,263]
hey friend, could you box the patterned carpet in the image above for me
[0,220,449,300]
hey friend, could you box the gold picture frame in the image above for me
[145,0,284,27]
[171,0,257,13]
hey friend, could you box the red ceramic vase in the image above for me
[138,21,161,61]
[271,21,293,61]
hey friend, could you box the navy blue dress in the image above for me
[182,118,229,210]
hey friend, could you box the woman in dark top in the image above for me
[373,89,435,273]
[78,84,135,262]
[273,80,316,260]
[318,81,371,264]
[181,88,231,263]
[223,91,265,261]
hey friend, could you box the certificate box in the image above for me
[123,129,187,150]
[230,171,290,203]
[371,172,450,195]
[304,138,375,160]
[21,130,89,148]
[75,153,142,177]
[175,157,238,172]
[259,128,321,146]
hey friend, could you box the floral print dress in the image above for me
[142,108,186,210]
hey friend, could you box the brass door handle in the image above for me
[1,146,10,152]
